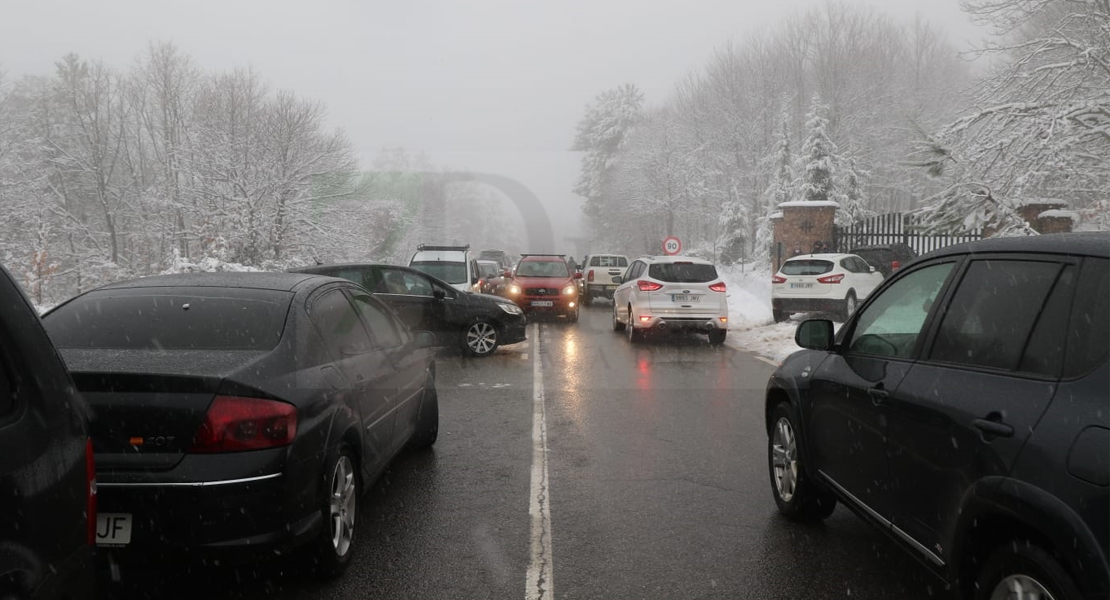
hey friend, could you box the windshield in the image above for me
[516,261,569,278]
[2,2,1106,598]
[410,261,467,284]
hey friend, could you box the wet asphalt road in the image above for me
[100,301,945,600]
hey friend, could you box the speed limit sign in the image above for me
[662,236,682,256]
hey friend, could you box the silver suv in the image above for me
[612,255,729,344]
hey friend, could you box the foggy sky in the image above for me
[0,0,990,245]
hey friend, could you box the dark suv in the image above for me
[849,243,918,278]
[765,232,1108,600]
[0,264,95,599]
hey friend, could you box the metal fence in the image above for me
[834,213,982,255]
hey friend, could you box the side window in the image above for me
[1018,265,1076,377]
[848,262,955,358]
[350,293,404,349]
[383,269,434,296]
[1064,258,1109,378]
[929,260,1061,371]
[840,258,858,273]
[856,257,873,273]
[631,262,645,280]
[309,289,374,357]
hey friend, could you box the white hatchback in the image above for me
[612,255,729,344]
[771,253,883,322]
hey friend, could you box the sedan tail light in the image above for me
[708,282,726,292]
[637,280,664,292]
[771,275,786,284]
[190,396,297,453]
[86,438,97,546]
[588,270,595,282]
[817,274,845,284]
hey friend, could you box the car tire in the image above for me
[627,307,643,344]
[974,540,1082,600]
[309,446,359,578]
[708,329,726,345]
[612,303,625,331]
[407,373,439,450]
[767,403,836,523]
[462,320,499,357]
[566,306,579,323]
[773,309,789,323]
[840,292,858,322]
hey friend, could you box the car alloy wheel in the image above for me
[842,293,858,321]
[988,575,1055,600]
[329,454,357,558]
[612,303,625,331]
[465,321,498,356]
[771,416,798,502]
[627,307,642,343]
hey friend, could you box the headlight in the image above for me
[562,285,576,295]
[508,285,521,294]
[498,302,523,315]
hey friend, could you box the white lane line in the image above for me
[755,356,780,367]
[525,322,553,600]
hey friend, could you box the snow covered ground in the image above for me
[717,265,803,365]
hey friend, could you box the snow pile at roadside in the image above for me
[717,264,800,365]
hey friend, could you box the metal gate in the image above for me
[834,213,982,255]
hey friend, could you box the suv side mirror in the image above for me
[433,289,447,300]
[795,319,834,351]
[413,331,437,349]
[613,276,623,284]
[503,269,512,279]
[574,272,583,280]
[471,276,479,285]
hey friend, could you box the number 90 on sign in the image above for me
[662,236,682,256]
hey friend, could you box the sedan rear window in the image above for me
[44,288,292,351]
[781,260,834,276]
[648,263,718,283]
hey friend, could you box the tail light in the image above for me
[637,280,663,292]
[772,275,786,284]
[817,274,845,284]
[708,282,726,292]
[891,261,901,272]
[190,396,297,453]
[86,438,96,546]
[588,270,595,282]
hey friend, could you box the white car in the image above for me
[409,244,480,293]
[581,254,630,302]
[771,253,884,322]
[612,255,729,345]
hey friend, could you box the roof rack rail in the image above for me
[416,244,470,252]
[520,253,566,258]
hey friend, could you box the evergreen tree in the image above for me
[800,95,838,204]
[572,84,644,220]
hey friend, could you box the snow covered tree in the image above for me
[913,0,1110,233]
[834,157,874,226]
[800,95,839,204]
[755,114,796,264]
[572,84,643,223]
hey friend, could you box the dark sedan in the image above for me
[41,272,439,577]
[290,263,526,357]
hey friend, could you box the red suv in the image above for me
[507,254,581,322]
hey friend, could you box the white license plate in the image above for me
[671,294,699,302]
[790,283,814,289]
[96,513,133,546]
[531,301,554,307]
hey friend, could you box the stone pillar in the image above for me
[772,202,839,272]
[984,201,1075,237]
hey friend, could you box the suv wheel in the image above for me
[975,540,1081,600]
[768,403,835,522]
[626,307,643,343]
[773,309,789,323]
[708,329,726,345]
[612,303,625,331]
[566,306,579,323]
[309,446,359,578]
[840,292,858,322]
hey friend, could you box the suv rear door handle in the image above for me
[867,387,889,404]
[972,416,1014,439]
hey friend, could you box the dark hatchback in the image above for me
[849,243,918,278]
[765,232,1109,599]
[41,272,439,577]
[0,264,95,600]
[289,263,526,357]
